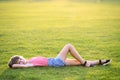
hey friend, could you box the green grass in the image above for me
[0,0,120,80]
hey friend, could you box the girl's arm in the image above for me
[12,63,34,68]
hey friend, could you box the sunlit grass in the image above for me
[0,0,120,80]
[0,1,119,30]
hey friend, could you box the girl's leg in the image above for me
[65,59,81,66]
[56,43,85,64]
[87,60,100,65]
[65,59,111,66]
[56,43,111,67]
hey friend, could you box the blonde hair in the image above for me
[8,55,21,68]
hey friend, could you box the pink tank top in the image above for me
[27,57,48,66]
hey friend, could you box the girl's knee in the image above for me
[65,43,72,48]
[66,43,72,46]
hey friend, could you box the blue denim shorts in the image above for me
[48,57,66,67]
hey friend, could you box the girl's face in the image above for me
[17,56,26,64]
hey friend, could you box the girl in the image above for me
[8,43,111,68]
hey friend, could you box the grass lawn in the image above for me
[0,0,120,80]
